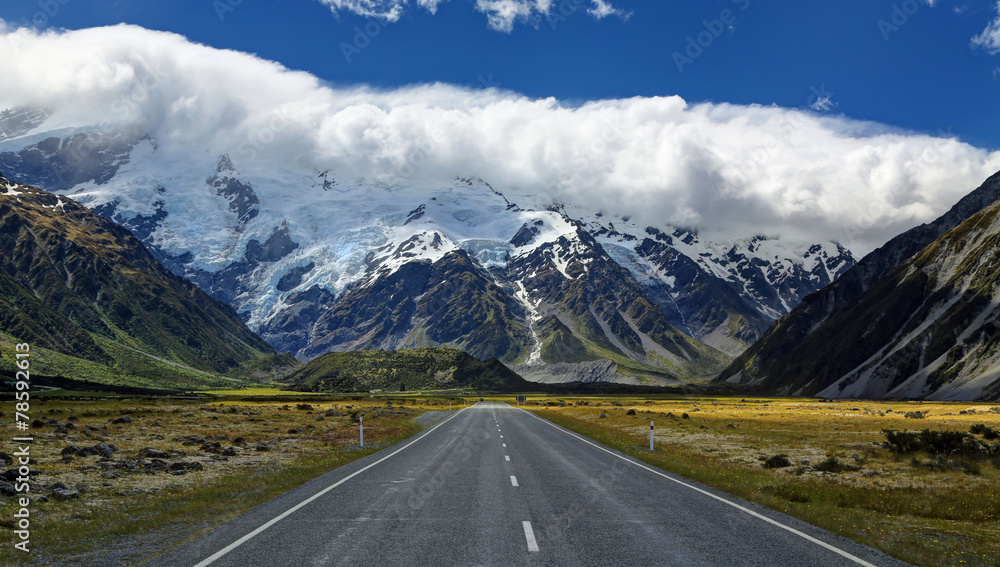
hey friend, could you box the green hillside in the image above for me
[0,175,275,389]
[283,348,533,393]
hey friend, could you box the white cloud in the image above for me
[473,0,537,32]
[416,0,445,14]
[318,0,408,22]
[588,0,630,20]
[317,0,627,31]
[2,24,999,256]
[972,1,1000,53]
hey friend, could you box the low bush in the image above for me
[970,423,999,440]
[762,454,792,469]
[813,456,860,473]
[883,429,995,460]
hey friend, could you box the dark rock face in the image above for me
[300,250,532,363]
[93,197,170,244]
[175,221,300,308]
[404,204,425,225]
[245,223,298,263]
[718,170,1000,399]
[633,236,769,347]
[507,226,726,378]
[626,231,855,354]
[0,128,143,192]
[277,262,315,292]
[510,221,542,247]
[258,285,338,356]
[0,107,49,142]
[210,154,259,227]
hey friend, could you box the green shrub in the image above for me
[884,429,991,459]
[813,456,860,473]
[883,429,923,453]
[762,454,792,469]
[970,423,999,440]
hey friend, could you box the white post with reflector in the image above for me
[650,421,654,451]
[360,415,364,447]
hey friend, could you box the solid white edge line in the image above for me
[510,475,519,487]
[522,521,539,552]
[518,406,878,567]
[192,406,472,567]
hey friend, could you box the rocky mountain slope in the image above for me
[0,117,856,383]
[717,171,1000,400]
[0,173,275,381]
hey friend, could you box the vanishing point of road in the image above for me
[146,402,910,567]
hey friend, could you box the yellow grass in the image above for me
[0,396,455,566]
[495,395,1000,567]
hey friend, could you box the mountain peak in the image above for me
[718,169,1000,400]
[216,153,237,174]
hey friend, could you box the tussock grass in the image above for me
[0,396,450,565]
[511,396,1000,567]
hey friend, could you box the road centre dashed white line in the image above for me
[505,455,510,461]
[502,443,506,447]
[522,521,539,552]
[519,407,878,567]
[510,475,519,487]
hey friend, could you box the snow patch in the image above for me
[514,282,543,365]
[1,182,23,196]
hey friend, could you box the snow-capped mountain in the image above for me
[0,116,856,383]
[573,211,854,355]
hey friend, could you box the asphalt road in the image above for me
[145,402,911,567]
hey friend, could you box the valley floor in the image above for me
[0,393,453,566]
[1,393,997,566]
[523,396,1000,567]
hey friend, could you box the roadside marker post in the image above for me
[650,421,654,451]
[360,415,364,447]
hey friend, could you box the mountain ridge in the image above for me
[0,173,275,384]
[0,122,856,384]
[717,170,1000,400]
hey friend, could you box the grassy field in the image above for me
[499,395,1000,567]
[5,392,998,566]
[0,395,460,566]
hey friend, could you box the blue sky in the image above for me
[3,0,999,148]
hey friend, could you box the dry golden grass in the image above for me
[0,395,459,566]
[507,396,1000,567]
